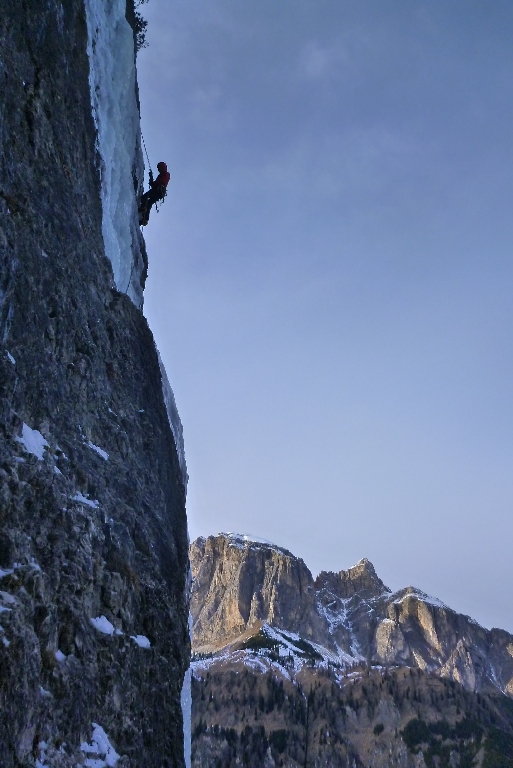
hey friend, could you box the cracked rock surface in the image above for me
[0,1,189,765]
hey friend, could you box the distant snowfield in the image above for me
[191,621,358,685]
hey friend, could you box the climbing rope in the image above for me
[141,130,152,181]
[125,255,136,294]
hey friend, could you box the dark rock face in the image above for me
[0,1,189,766]
[191,662,513,768]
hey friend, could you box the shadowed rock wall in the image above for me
[0,1,189,765]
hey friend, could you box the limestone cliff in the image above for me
[0,1,189,766]
[190,534,320,653]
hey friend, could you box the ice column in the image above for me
[180,651,192,768]
[157,351,188,491]
[84,0,145,308]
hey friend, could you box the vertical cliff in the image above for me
[0,1,189,765]
[190,534,320,653]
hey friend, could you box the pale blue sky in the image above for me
[137,1,513,632]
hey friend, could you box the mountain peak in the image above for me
[191,533,513,700]
[314,557,390,599]
[338,557,391,598]
[351,557,377,574]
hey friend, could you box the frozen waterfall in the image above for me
[85,0,146,308]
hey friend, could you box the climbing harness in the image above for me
[154,184,167,214]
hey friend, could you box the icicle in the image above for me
[157,350,188,491]
[180,640,192,768]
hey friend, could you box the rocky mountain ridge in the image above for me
[190,533,513,767]
[191,533,513,697]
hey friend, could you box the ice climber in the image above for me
[139,161,170,226]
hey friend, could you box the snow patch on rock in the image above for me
[391,587,450,611]
[130,634,151,648]
[81,723,121,767]
[35,741,49,768]
[72,492,99,509]
[222,532,292,557]
[90,616,115,635]
[87,440,109,460]
[15,423,48,460]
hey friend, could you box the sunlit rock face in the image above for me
[0,1,189,765]
[316,557,389,600]
[190,533,513,695]
[190,534,320,653]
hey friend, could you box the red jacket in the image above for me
[151,163,170,189]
